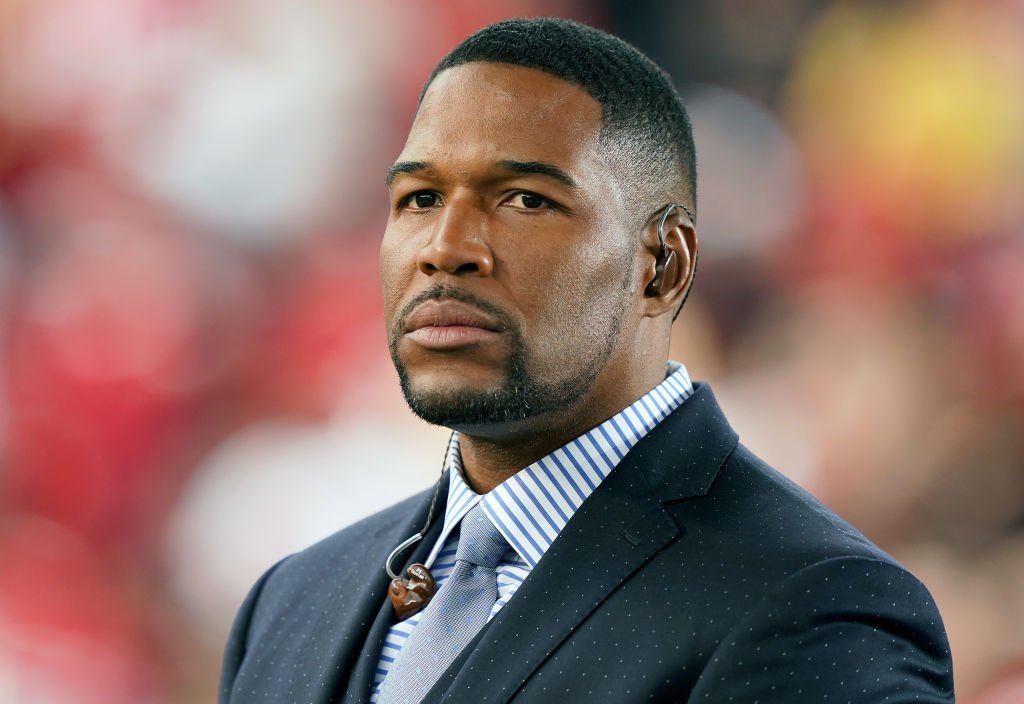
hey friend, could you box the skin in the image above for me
[381,62,696,493]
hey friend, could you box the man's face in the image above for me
[381,62,642,435]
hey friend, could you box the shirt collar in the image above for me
[425,362,693,569]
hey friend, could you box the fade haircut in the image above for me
[421,17,697,225]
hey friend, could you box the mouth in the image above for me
[402,299,504,350]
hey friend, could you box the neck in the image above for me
[457,423,594,493]
[455,359,668,494]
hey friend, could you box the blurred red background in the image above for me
[1,1,1022,701]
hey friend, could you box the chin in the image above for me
[402,385,522,429]
[397,360,534,427]
[398,365,596,433]
[391,326,604,430]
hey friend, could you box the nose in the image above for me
[416,201,494,277]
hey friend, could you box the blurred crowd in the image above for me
[0,1,1021,701]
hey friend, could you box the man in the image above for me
[220,18,954,703]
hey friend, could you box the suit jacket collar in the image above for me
[426,382,738,703]
[628,382,739,503]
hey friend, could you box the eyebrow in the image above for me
[385,161,428,187]
[384,159,579,190]
[496,160,579,189]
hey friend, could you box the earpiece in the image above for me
[645,249,678,297]
[645,203,690,297]
[389,562,437,620]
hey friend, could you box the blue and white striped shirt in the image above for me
[370,362,694,701]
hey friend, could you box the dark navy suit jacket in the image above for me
[220,384,954,703]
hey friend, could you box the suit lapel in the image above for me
[431,383,738,704]
[338,491,448,704]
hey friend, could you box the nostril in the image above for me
[415,236,492,277]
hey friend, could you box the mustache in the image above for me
[392,285,519,340]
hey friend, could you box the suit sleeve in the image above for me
[219,557,288,704]
[686,555,954,703]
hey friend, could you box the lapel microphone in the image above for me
[384,434,451,619]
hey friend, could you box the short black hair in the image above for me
[421,17,697,224]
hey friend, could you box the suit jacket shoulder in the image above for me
[677,441,896,573]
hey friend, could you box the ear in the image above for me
[641,206,697,318]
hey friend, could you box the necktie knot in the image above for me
[455,503,507,568]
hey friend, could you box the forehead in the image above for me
[400,63,605,176]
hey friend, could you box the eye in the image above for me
[401,191,442,210]
[504,192,549,210]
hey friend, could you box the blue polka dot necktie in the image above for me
[376,503,508,704]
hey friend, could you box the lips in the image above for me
[404,300,503,333]
[402,299,504,350]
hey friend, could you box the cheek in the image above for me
[378,230,415,320]
[518,249,630,356]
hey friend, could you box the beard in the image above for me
[389,285,623,429]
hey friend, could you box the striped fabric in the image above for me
[370,362,694,701]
